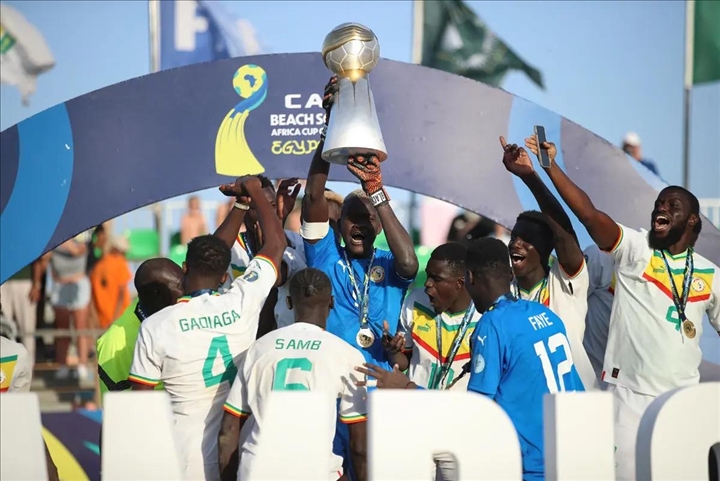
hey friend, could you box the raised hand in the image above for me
[500,136,534,177]
[382,320,404,354]
[276,178,301,221]
[524,135,557,168]
[347,154,384,195]
[219,175,262,200]
[322,75,339,124]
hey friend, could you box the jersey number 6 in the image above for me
[272,357,313,391]
[533,333,574,393]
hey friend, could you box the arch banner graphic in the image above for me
[1,52,718,282]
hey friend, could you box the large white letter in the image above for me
[102,391,181,480]
[637,382,720,480]
[250,392,332,480]
[544,392,615,480]
[368,390,522,480]
[0,393,47,481]
[174,0,208,52]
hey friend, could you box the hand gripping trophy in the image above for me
[321,23,387,164]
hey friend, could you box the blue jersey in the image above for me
[467,296,585,481]
[304,228,413,367]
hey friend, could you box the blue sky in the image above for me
[2,0,718,210]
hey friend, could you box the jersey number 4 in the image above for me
[272,357,313,391]
[203,335,237,388]
[534,333,574,393]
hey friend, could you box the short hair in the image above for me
[662,186,700,216]
[185,235,231,278]
[324,189,344,207]
[516,210,553,235]
[289,268,332,302]
[345,189,368,202]
[257,175,274,190]
[135,258,183,316]
[430,242,467,276]
[466,237,512,280]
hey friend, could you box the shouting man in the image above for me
[531,134,719,480]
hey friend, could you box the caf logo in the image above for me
[370,266,385,283]
[691,277,705,293]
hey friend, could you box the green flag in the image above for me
[692,0,720,85]
[420,0,543,88]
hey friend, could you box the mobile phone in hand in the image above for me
[534,125,552,168]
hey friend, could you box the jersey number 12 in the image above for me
[533,333,574,393]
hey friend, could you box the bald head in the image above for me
[135,258,184,317]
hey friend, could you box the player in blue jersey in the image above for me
[301,76,418,481]
[358,237,584,481]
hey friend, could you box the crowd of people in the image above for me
[0,222,133,384]
[1,75,718,481]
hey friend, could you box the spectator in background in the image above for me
[215,197,236,233]
[180,195,208,245]
[49,237,92,381]
[0,254,50,365]
[90,236,132,331]
[622,131,660,176]
[85,224,108,274]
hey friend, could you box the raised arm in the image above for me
[501,136,584,276]
[347,155,418,280]
[524,137,620,251]
[214,185,250,250]
[243,177,286,273]
[301,77,337,233]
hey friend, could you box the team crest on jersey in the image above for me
[0,368,5,385]
[691,277,705,293]
[370,266,385,283]
[243,270,259,283]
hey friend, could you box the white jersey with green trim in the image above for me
[224,322,367,481]
[602,224,720,396]
[221,230,306,328]
[515,259,597,390]
[129,255,278,481]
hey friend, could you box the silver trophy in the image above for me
[321,23,387,165]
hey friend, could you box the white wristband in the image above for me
[301,221,330,240]
[234,202,250,211]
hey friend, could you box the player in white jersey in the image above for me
[130,176,287,481]
[215,176,306,336]
[536,134,720,480]
[219,268,368,481]
[0,334,60,480]
[500,135,597,390]
[396,243,481,391]
[1,334,32,393]
[582,244,615,384]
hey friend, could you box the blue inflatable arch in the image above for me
[2,52,719,283]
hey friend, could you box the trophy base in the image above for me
[322,146,388,165]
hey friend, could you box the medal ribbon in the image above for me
[432,305,476,389]
[512,277,548,304]
[239,232,254,259]
[659,249,694,335]
[342,249,376,328]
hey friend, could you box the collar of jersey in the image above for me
[177,290,220,303]
[518,276,546,296]
[656,248,690,261]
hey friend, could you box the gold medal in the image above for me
[683,320,696,339]
[356,327,375,348]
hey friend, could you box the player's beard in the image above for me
[648,224,685,251]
